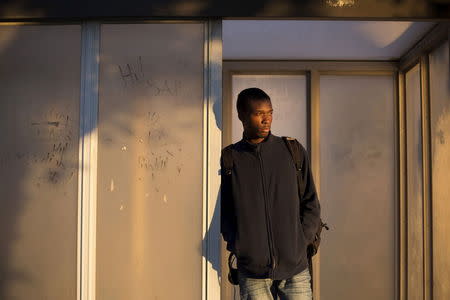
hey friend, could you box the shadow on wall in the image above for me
[3,18,447,300]
[200,80,223,283]
[94,22,211,300]
[201,89,243,299]
[202,189,241,300]
[0,25,81,300]
[1,22,215,300]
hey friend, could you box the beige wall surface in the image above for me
[319,75,396,300]
[96,23,205,300]
[0,25,81,300]
[429,40,450,300]
[405,64,424,300]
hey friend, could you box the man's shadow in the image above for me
[199,95,243,299]
[199,94,224,287]
[201,189,222,284]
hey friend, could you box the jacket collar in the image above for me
[241,130,275,151]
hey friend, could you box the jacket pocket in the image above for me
[236,239,271,268]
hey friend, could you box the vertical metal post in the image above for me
[398,71,407,300]
[203,18,222,300]
[420,55,432,300]
[310,69,321,300]
[78,21,100,300]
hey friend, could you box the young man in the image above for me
[220,88,321,300]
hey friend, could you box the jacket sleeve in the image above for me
[220,155,237,253]
[298,143,321,246]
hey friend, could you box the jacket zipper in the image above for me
[257,148,277,278]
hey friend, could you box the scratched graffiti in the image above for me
[10,142,70,168]
[0,109,77,186]
[137,150,184,192]
[138,154,169,171]
[146,111,169,144]
[133,111,184,184]
[30,109,73,142]
[117,56,182,96]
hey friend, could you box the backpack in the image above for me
[221,136,329,287]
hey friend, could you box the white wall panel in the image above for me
[429,40,450,300]
[319,75,395,300]
[0,25,81,300]
[96,23,204,300]
[405,64,424,300]
[223,21,435,60]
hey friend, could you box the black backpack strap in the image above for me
[282,136,303,191]
[221,144,239,285]
[282,136,329,229]
[282,136,329,290]
[220,144,235,247]
[221,144,234,176]
[282,137,311,228]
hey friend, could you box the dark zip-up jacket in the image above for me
[220,131,321,280]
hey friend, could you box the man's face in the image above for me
[241,99,273,139]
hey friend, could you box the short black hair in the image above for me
[236,88,271,116]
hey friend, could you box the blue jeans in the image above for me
[238,268,312,300]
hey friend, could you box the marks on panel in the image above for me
[141,110,184,182]
[100,107,186,198]
[0,109,77,187]
[436,129,446,145]
[117,56,181,97]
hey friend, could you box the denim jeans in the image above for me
[238,267,312,300]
